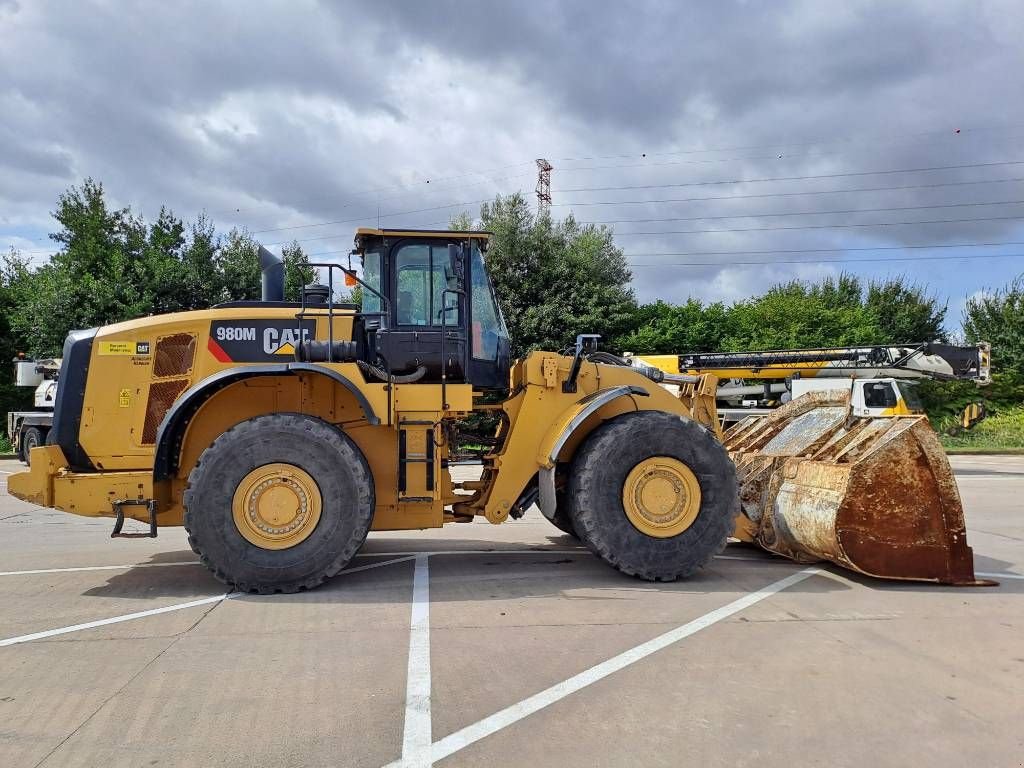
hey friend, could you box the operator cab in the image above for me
[351,228,511,390]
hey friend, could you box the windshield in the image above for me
[361,247,383,315]
[470,245,509,360]
[896,381,924,412]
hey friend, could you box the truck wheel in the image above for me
[21,427,45,465]
[183,413,374,594]
[567,411,737,581]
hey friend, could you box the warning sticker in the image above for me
[99,341,134,356]
[119,388,131,408]
[99,341,151,356]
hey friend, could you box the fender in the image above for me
[152,363,379,480]
[535,385,648,520]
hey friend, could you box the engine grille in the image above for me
[153,333,197,378]
[142,379,190,444]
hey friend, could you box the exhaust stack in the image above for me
[259,246,284,302]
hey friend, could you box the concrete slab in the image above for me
[0,456,1021,767]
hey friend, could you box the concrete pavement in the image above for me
[0,456,1021,767]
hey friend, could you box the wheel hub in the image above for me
[622,456,702,538]
[232,463,322,550]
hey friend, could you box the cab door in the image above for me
[377,239,467,381]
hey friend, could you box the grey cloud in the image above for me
[0,0,1021,318]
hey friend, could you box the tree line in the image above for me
[2,182,1022,428]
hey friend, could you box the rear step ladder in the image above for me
[398,420,435,503]
[110,499,158,538]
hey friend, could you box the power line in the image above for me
[250,197,502,234]
[202,163,535,220]
[557,160,1024,194]
[263,203,1024,248]
[555,176,1024,208]
[554,122,1024,163]
[628,252,1024,268]
[580,198,1024,226]
[254,174,1024,239]
[623,240,1024,259]
[555,135,1024,174]
[609,214,1024,237]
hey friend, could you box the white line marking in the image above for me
[401,553,432,767]
[977,571,1024,580]
[0,593,236,647]
[422,567,820,764]
[714,554,780,562]
[0,556,414,648]
[0,562,202,577]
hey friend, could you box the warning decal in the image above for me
[99,341,134,355]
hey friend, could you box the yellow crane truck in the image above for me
[9,228,989,591]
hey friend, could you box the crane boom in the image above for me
[642,342,991,383]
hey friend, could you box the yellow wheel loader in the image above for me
[8,228,990,591]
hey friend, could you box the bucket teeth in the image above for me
[727,391,989,585]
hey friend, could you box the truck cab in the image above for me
[789,376,922,417]
[7,356,61,463]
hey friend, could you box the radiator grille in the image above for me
[142,379,190,444]
[153,333,197,378]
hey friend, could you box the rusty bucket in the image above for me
[724,391,994,585]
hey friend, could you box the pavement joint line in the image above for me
[0,549,777,578]
[0,555,415,648]
[385,566,821,767]
[401,553,432,768]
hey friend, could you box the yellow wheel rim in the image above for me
[231,463,322,550]
[622,456,702,538]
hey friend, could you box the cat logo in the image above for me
[208,319,316,363]
[263,327,310,356]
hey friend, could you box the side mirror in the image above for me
[446,243,465,290]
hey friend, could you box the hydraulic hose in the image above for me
[356,360,428,384]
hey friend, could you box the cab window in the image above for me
[361,247,383,315]
[896,381,923,411]
[470,246,507,360]
[864,382,898,408]
[395,244,458,326]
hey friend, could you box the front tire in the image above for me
[183,413,374,593]
[567,411,737,581]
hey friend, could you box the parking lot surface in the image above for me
[1,456,1022,767]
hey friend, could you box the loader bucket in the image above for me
[723,391,993,585]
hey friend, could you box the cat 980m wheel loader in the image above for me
[8,228,990,591]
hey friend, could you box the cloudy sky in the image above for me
[2,0,1023,332]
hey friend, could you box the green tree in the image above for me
[282,240,317,300]
[0,250,33,430]
[217,228,261,301]
[865,277,947,342]
[963,275,1024,376]
[470,193,637,356]
[177,214,222,310]
[618,299,731,354]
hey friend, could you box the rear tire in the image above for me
[183,413,374,593]
[21,427,44,466]
[567,411,737,581]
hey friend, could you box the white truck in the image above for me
[634,342,991,425]
[7,357,60,464]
